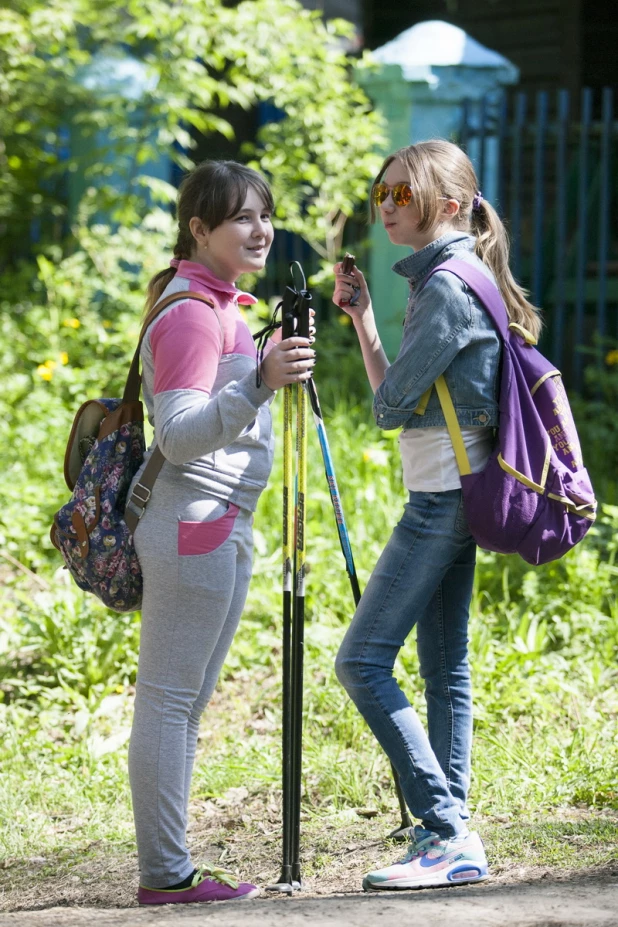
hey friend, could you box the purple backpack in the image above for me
[427,259,596,565]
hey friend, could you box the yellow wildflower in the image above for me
[63,317,80,329]
[36,363,54,381]
[605,349,618,366]
[60,352,69,365]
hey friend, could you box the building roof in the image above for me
[373,19,517,80]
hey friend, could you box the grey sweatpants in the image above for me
[129,478,253,887]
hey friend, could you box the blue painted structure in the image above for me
[460,87,616,391]
[357,20,519,359]
[68,47,171,223]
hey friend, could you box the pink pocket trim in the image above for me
[178,504,240,556]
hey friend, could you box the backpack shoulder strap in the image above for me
[434,375,472,478]
[427,259,509,341]
[424,259,507,479]
[123,291,219,403]
[123,291,220,534]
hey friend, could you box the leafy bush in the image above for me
[0,0,385,267]
[570,346,618,503]
[0,210,173,566]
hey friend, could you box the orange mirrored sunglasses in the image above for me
[372,182,413,207]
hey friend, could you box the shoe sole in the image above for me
[210,887,261,903]
[139,887,261,904]
[363,864,489,892]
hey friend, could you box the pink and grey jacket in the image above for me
[137,259,275,513]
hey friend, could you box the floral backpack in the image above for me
[51,291,216,611]
[425,260,597,565]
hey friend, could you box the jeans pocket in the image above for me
[178,503,239,556]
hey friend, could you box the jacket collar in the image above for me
[175,259,258,306]
[392,232,475,288]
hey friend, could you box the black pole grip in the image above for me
[281,285,311,341]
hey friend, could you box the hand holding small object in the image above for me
[339,253,361,307]
[333,253,371,317]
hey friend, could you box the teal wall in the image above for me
[355,66,411,361]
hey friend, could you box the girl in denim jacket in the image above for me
[332,140,541,892]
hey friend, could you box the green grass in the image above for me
[1,402,617,874]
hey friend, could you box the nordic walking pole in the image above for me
[305,375,413,840]
[267,265,310,894]
[291,374,308,885]
[268,381,295,894]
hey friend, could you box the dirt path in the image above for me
[3,808,617,924]
[1,872,618,927]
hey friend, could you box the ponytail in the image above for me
[471,199,542,341]
[144,266,177,318]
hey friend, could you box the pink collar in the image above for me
[171,258,258,306]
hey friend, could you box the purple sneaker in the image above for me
[137,863,260,905]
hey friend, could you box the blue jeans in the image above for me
[335,490,476,838]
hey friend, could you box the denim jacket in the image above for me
[373,231,501,431]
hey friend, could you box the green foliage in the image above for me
[0,209,174,566]
[0,0,385,260]
[570,346,618,503]
[1,575,139,705]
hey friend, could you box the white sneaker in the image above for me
[362,829,489,891]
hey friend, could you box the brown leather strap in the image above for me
[123,291,217,403]
[124,446,166,534]
[123,290,219,533]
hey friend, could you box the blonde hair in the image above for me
[373,140,542,340]
[144,160,274,316]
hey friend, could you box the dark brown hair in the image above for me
[144,160,274,314]
[372,140,542,340]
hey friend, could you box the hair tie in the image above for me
[169,257,180,269]
[472,191,483,212]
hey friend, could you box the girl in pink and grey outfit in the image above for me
[127,161,315,904]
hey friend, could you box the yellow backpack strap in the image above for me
[413,385,433,416]
[434,375,472,476]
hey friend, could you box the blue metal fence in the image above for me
[460,87,617,392]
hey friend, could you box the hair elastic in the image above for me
[472,191,483,211]
[169,258,181,269]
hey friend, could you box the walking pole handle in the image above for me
[281,262,311,341]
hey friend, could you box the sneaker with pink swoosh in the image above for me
[363,828,489,891]
[137,863,260,904]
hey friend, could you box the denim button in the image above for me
[478,413,488,423]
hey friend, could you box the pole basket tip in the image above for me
[266,879,301,895]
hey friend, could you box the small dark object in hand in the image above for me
[340,253,360,307]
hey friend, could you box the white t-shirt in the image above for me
[399,426,494,492]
